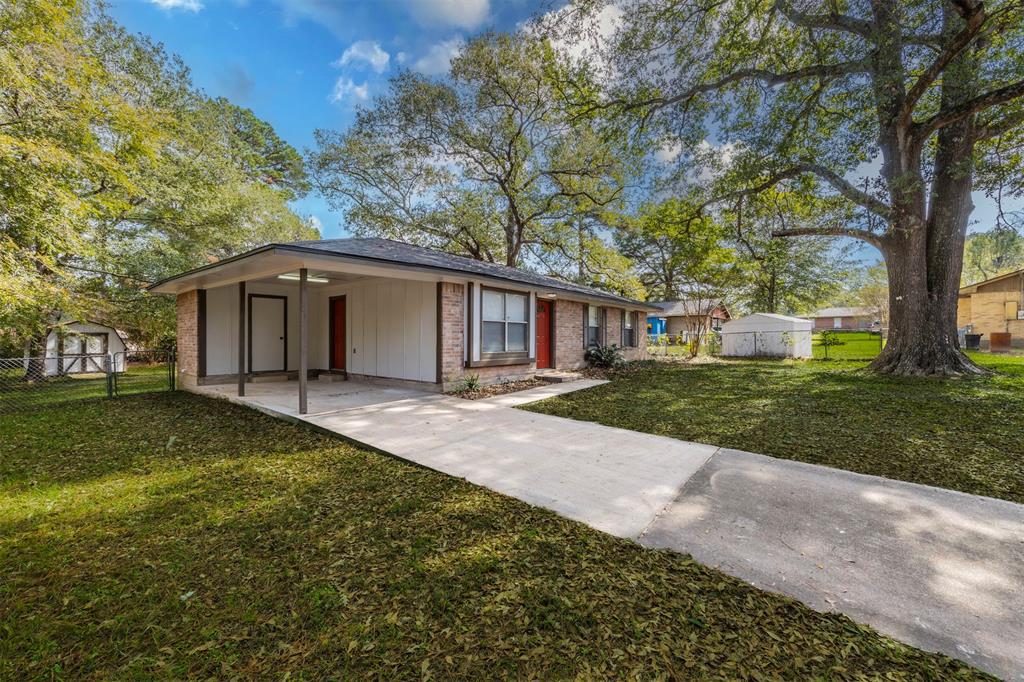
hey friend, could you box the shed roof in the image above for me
[807,306,876,319]
[722,313,812,333]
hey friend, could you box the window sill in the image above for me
[468,354,533,368]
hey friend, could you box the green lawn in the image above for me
[0,364,171,414]
[0,393,988,679]
[526,353,1024,504]
[812,330,885,359]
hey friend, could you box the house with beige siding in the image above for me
[958,268,1024,349]
[151,238,655,413]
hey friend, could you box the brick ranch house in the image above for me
[150,238,655,413]
[805,306,879,331]
[957,268,1024,349]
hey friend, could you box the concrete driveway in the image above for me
[196,379,1024,679]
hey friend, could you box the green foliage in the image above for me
[816,330,846,360]
[584,343,623,368]
[456,373,481,392]
[1,0,315,349]
[725,192,856,315]
[308,32,638,295]
[525,354,1024,504]
[0,392,990,678]
[962,226,1024,285]
[813,331,885,361]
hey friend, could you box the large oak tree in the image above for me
[558,0,1024,375]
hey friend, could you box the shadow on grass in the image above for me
[525,358,1024,503]
[0,392,989,680]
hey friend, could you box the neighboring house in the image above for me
[150,238,656,412]
[40,320,127,375]
[647,300,731,338]
[806,306,878,331]
[958,268,1024,348]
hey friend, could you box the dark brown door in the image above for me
[536,299,553,369]
[330,296,346,371]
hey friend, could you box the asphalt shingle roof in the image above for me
[281,238,649,307]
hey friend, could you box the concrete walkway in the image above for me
[195,379,1024,680]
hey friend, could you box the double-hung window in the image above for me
[623,311,636,347]
[482,288,529,354]
[586,305,602,347]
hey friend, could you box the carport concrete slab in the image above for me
[640,449,1024,680]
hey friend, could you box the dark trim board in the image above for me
[435,283,443,384]
[197,289,207,378]
[327,294,347,372]
[247,293,288,374]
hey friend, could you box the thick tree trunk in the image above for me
[869,220,985,377]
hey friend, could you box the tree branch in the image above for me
[916,78,1024,139]
[975,107,1024,140]
[899,2,988,126]
[774,0,872,38]
[772,225,885,248]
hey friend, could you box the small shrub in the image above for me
[585,344,623,369]
[457,373,481,392]
[818,330,846,360]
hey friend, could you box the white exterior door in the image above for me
[250,295,286,372]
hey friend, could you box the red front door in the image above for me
[330,296,346,371]
[536,299,553,369]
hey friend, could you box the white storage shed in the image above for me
[42,321,128,375]
[721,313,813,358]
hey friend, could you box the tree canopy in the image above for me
[1,0,315,350]
[553,0,1024,375]
[309,32,640,295]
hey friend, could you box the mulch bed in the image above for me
[447,377,546,400]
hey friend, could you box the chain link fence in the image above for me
[0,349,175,414]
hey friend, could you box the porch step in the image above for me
[536,371,582,384]
[248,372,294,383]
[318,372,348,382]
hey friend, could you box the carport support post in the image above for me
[238,281,246,397]
[298,268,308,415]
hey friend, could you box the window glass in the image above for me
[588,305,600,327]
[506,293,527,322]
[482,321,505,352]
[624,312,633,329]
[483,290,504,321]
[507,322,528,351]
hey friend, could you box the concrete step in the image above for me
[536,371,582,384]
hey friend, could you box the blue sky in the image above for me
[109,0,1016,262]
[109,0,544,238]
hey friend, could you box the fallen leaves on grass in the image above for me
[0,392,992,679]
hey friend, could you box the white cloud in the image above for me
[410,0,490,30]
[529,2,622,66]
[335,40,390,74]
[307,215,323,233]
[330,77,369,104]
[147,0,203,11]
[655,140,683,164]
[395,51,408,65]
[413,36,465,76]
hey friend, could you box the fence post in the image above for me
[106,353,114,398]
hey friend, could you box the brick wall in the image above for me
[438,282,465,383]
[967,291,1023,338]
[176,290,199,387]
[555,299,585,369]
[620,310,647,361]
[957,297,972,328]
[604,308,622,346]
